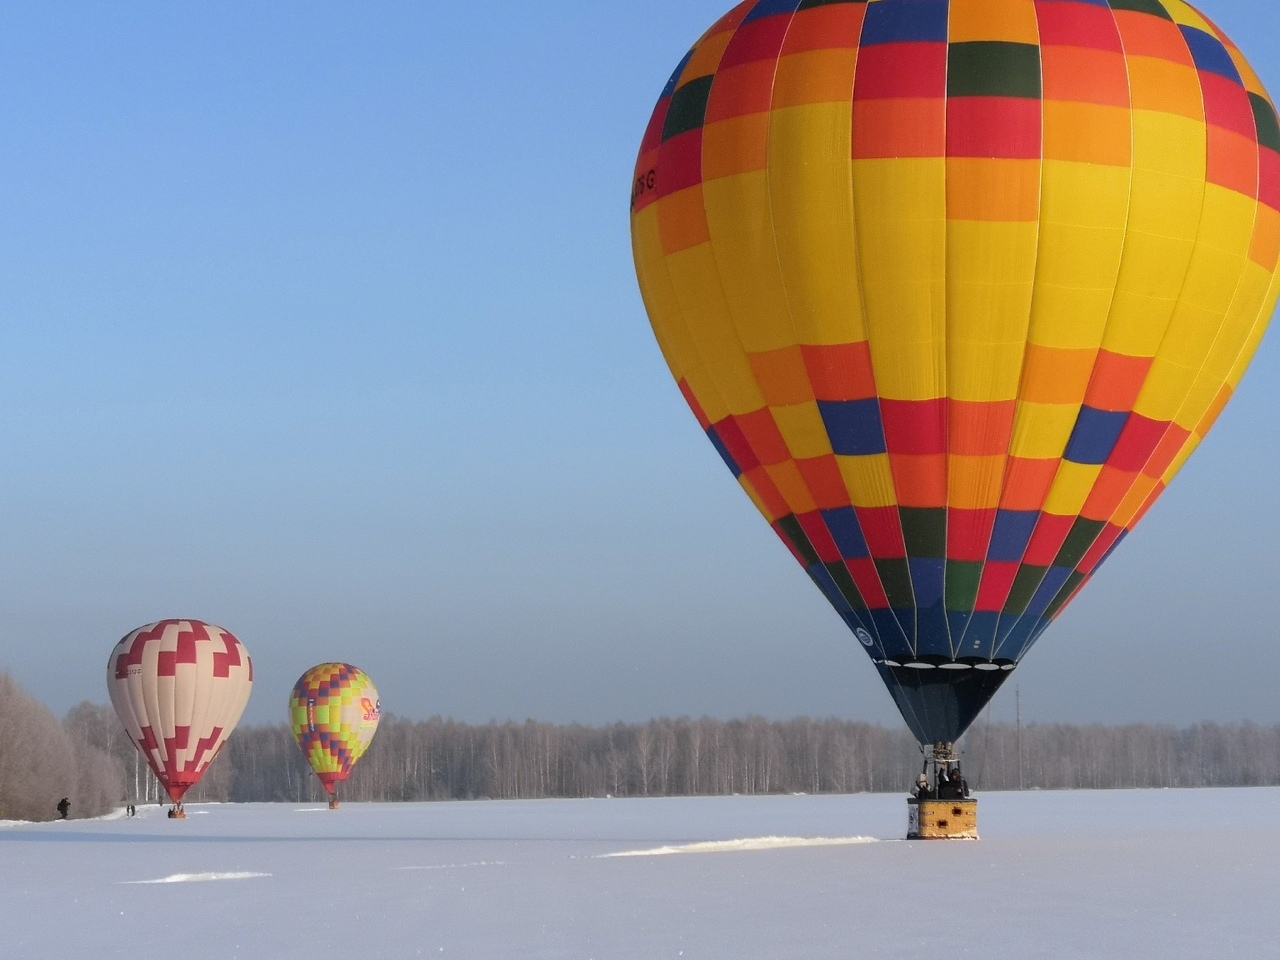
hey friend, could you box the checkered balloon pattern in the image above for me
[106,620,254,804]
[289,663,381,794]
[631,0,1280,745]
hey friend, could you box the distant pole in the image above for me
[1016,687,1023,791]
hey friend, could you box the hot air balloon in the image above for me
[107,619,254,818]
[288,663,381,809]
[631,0,1279,827]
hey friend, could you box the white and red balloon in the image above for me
[106,619,253,805]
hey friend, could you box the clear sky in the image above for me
[1,0,1278,731]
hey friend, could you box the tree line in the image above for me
[7,679,1280,819]
[64,705,1280,806]
[0,674,120,821]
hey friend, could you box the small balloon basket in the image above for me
[907,797,978,840]
[328,797,340,810]
[906,742,978,839]
[166,804,187,820]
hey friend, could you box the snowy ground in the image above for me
[0,789,1272,959]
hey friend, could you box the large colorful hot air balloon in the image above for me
[107,619,254,816]
[289,663,381,808]
[631,0,1279,769]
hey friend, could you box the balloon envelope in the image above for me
[106,619,254,803]
[288,663,381,795]
[631,0,1280,744]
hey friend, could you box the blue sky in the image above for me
[1,0,1278,731]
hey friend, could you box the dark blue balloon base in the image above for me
[875,659,1015,746]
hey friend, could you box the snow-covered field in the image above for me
[1,789,1272,959]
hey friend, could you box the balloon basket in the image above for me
[907,798,978,840]
[167,806,187,820]
[328,798,340,810]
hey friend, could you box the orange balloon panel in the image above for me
[631,0,1280,744]
[107,620,254,804]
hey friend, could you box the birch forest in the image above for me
[56,701,1280,807]
[5,659,1279,819]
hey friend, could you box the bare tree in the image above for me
[0,676,120,820]
[30,697,1280,809]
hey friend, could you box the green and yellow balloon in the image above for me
[289,663,381,808]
